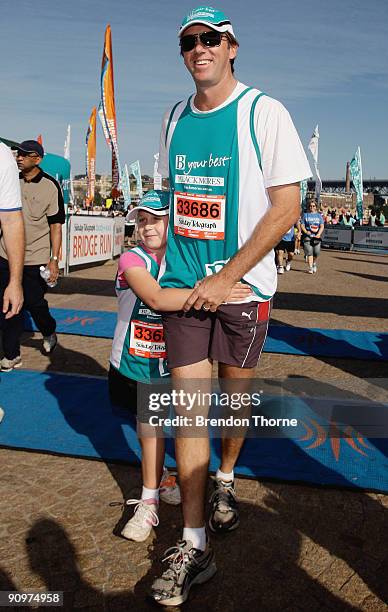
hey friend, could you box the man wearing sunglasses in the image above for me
[0,140,65,371]
[152,6,311,606]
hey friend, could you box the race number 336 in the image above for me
[174,191,225,240]
[129,320,166,358]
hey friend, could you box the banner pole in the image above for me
[65,211,70,276]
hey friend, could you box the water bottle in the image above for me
[40,266,57,288]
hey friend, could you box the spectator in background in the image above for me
[322,208,330,224]
[0,140,65,371]
[330,210,338,225]
[301,201,324,274]
[376,210,385,227]
[369,209,377,226]
[342,212,355,227]
[275,225,295,273]
[125,204,137,242]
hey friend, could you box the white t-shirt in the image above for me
[158,81,311,188]
[0,143,22,212]
[157,82,311,301]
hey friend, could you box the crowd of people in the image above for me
[274,198,387,277]
[1,5,385,608]
[322,206,386,227]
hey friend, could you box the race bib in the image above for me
[129,320,166,358]
[174,191,225,240]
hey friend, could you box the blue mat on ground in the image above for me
[24,308,388,361]
[1,370,387,492]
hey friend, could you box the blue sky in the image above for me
[1,0,387,178]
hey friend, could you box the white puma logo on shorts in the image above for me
[242,311,254,320]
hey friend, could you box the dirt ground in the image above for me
[0,247,387,611]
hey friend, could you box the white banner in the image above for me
[59,221,68,269]
[63,124,74,203]
[353,227,388,251]
[321,227,352,249]
[308,124,322,202]
[64,124,71,160]
[69,217,114,265]
[153,153,162,190]
[113,217,125,257]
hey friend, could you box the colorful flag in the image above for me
[300,179,308,211]
[153,153,162,190]
[85,107,97,207]
[308,124,322,202]
[100,24,121,199]
[130,160,143,198]
[350,146,363,223]
[121,163,132,209]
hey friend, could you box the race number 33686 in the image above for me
[129,320,166,358]
[174,191,225,240]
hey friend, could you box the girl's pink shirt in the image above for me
[117,244,162,289]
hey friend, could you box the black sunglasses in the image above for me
[180,30,225,53]
[16,150,39,158]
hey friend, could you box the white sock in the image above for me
[216,468,234,483]
[141,486,159,503]
[182,527,206,551]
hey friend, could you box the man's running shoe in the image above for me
[151,538,216,606]
[208,478,239,533]
[160,468,181,505]
[0,356,22,372]
[121,498,159,542]
[312,263,317,273]
[42,333,57,354]
[307,267,314,274]
[277,266,284,274]
[285,262,291,271]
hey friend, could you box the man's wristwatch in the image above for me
[50,256,59,262]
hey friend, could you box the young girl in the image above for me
[109,190,252,542]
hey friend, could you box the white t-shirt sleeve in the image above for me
[256,97,311,188]
[0,145,22,211]
[157,109,171,178]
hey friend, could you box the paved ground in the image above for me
[0,248,387,610]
